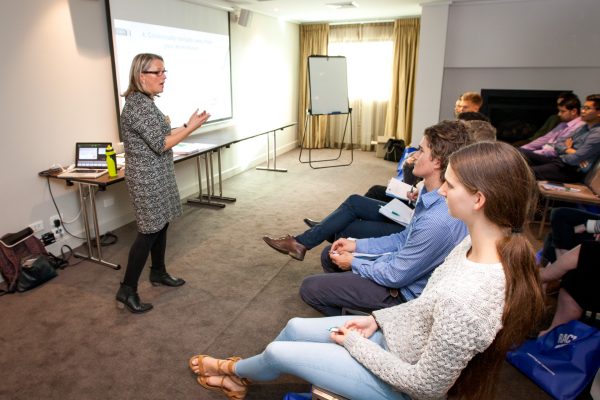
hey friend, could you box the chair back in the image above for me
[584,158,600,195]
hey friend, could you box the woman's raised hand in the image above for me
[187,109,211,130]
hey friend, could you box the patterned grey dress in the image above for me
[121,92,182,234]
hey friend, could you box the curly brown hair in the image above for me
[423,120,473,181]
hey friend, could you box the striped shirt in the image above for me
[352,187,468,301]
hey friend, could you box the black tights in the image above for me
[122,223,169,289]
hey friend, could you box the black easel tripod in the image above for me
[298,108,353,169]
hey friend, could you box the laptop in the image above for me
[58,142,111,179]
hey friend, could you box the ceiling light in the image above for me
[325,1,359,10]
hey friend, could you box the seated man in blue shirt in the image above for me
[263,121,471,261]
[524,94,600,183]
[298,121,470,316]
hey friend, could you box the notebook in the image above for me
[379,198,415,226]
[58,142,111,179]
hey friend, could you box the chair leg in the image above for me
[538,197,551,239]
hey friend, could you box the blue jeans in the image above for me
[234,317,410,400]
[295,194,405,249]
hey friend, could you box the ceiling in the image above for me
[182,0,426,23]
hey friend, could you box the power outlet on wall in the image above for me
[29,220,44,233]
[49,215,64,239]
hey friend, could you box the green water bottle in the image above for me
[105,145,118,177]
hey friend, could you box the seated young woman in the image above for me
[188,142,545,400]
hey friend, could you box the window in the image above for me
[328,40,394,102]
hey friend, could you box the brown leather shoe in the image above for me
[263,235,307,261]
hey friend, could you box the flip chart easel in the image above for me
[299,55,353,169]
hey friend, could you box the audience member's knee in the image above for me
[346,194,362,204]
[364,185,379,199]
[299,276,319,304]
[550,207,569,224]
[263,341,286,365]
[282,317,305,339]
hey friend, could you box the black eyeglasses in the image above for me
[581,106,597,111]
[142,70,167,77]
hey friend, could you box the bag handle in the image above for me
[0,227,34,248]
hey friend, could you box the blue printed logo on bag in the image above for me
[506,320,600,400]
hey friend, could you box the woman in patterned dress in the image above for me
[116,53,210,314]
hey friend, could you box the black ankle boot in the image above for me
[149,269,185,287]
[116,283,153,314]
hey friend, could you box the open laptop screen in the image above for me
[76,142,111,169]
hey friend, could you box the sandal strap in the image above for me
[216,356,241,375]
[222,376,249,400]
[230,374,251,387]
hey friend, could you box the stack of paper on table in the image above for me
[379,198,414,226]
[172,142,214,156]
[541,182,581,192]
[386,177,413,200]
[116,153,126,168]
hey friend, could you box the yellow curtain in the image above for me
[298,24,329,148]
[384,18,420,145]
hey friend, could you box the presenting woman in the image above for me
[188,142,545,400]
[116,53,210,314]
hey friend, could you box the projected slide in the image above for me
[113,19,232,127]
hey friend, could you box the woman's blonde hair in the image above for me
[448,142,545,399]
[121,53,163,98]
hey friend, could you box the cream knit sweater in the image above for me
[343,236,506,400]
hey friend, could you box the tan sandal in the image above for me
[197,375,249,400]
[188,355,241,376]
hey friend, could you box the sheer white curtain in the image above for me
[327,23,394,149]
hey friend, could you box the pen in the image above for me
[391,211,400,216]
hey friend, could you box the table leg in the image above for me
[201,149,236,202]
[74,183,121,270]
[256,129,287,172]
[188,153,226,208]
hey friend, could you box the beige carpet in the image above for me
[0,148,550,399]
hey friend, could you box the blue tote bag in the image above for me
[506,320,600,400]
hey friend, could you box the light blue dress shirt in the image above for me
[351,187,468,301]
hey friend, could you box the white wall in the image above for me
[412,0,600,142]
[411,1,450,147]
[0,0,298,251]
